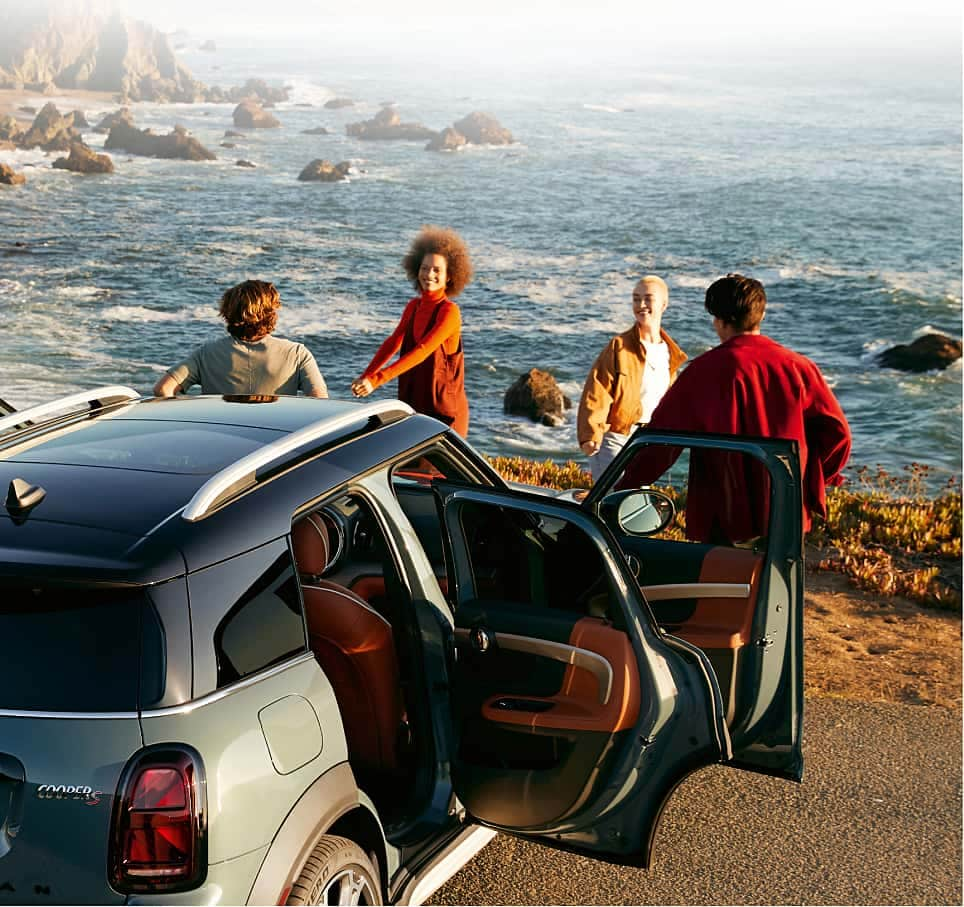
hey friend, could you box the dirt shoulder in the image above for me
[804,564,962,710]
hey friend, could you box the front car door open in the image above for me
[586,429,805,780]
[433,482,731,865]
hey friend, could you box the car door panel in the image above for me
[434,483,729,860]
[587,430,804,779]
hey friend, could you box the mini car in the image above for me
[0,387,805,905]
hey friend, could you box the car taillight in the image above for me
[109,746,207,893]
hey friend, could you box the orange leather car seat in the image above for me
[291,512,405,776]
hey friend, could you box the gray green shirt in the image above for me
[167,335,328,397]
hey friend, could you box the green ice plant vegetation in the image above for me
[487,457,962,613]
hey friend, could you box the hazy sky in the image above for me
[116,0,960,57]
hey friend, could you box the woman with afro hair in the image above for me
[352,225,473,436]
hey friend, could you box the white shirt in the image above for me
[639,340,671,423]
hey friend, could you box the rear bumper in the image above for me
[125,845,268,906]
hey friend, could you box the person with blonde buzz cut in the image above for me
[154,279,328,398]
[577,275,687,481]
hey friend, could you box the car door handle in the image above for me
[468,626,494,654]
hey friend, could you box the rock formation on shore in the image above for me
[233,99,281,129]
[0,2,207,102]
[302,126,330,135]
[426,111,514,151]
[504,369,572,427]
[0,163,26,186]
[877,333,962,372]
[52,141,114,173]
[297,159,351,182]
[18,102,82,151]
[347,107,436,141]
[324,97,354,109]
[105,121,216,161]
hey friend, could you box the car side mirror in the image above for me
[600,488,675,537]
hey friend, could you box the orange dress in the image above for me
[361,289,469,436]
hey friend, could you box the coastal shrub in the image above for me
[487,456,962,613]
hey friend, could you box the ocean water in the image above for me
[1,41,961,483]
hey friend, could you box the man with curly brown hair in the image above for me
[153,280,328,398]
[352,225,473,436]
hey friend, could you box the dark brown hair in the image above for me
[402,225,473,298]
[704,274,767,333]
[219,280,280,341]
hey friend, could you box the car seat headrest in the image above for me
[292,511,332,578]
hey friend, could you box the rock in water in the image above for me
[52,142,114,173]
[18,102,80,151]
[297,159,351,182]
[105,122,216,161]
[347,106,436,141]
[452,111,514,145]
[324,97,354,109]
[233,99,281,129]
[0,163,26,186]
[426,127,467,152]
[504,369,572,427]
[877,333,962,372]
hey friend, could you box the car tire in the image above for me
[286,835,382,905]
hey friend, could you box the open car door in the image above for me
[433,482,731,865]
[585,429,804,781]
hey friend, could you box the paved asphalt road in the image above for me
[431,698,962,905]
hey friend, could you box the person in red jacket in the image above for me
[618,274,851,543]
[352,226,472,436]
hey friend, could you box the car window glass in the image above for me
[0,585,153,712]
[457,502,616,622]
[609,443,772,550]
[213,552,305,688]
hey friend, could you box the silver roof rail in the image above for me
[0,385,141,436]
[182,399,414,522]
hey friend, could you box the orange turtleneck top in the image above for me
[361,289,462,388]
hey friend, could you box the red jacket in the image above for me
[619,334,851,541]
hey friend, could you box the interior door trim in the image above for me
[640,582,751,601]
[454,628,613,705]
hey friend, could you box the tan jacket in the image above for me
[577,326,687,446]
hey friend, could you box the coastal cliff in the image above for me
[0,1,206,102]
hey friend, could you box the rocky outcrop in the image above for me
[297,159,351,182]
[18,102,81,151]
[0,163,26,186]
[877,333,963,372]
[68,109,89,129]
[302,126,329,135]
[235,159,256,168]
[104,122,216,161]
[233,99,281,129]
[52,141,114,173]
[211,78,289,106]
[0,115,23,143]
[452,112,514,145]
[426,126,468,152]
[504,369,572,427]
[93,107,133,134]
[347,107,436,141]
[426,111,514,152]
[324,97,354,109]
[0,4,209,102]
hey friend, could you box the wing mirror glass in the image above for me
[601,488,675,537]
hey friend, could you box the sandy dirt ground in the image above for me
[805,564,961,710]
[0,87,118,123]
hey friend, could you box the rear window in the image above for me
[4,419,283,474]
[0,585,163,712]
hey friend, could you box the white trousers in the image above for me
[589,430,630,482]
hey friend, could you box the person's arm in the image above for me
[352,301,415,397]
[373,301,461,386]
[805,370,852,485]
[297,347,329,398]
[577,341,617,455]
[153,352,199,397]
[153,374,181,397]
